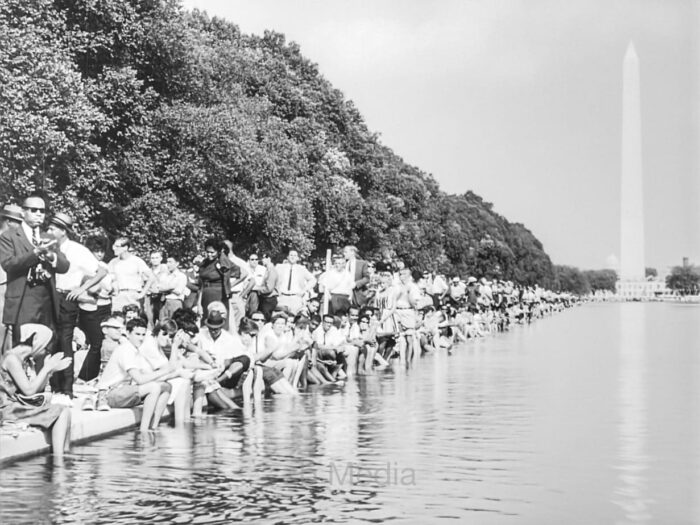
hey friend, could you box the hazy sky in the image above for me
[183,0,699,270]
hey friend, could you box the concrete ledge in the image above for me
[0,406,144,465]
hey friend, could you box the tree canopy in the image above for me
[666,265,700,295]
[1,0,555,284]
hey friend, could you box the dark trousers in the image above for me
[259,294,277,321]
[51,295,104,395]
[77,303,110,381]
[329,294,351,316]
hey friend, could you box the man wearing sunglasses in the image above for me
[0,193,69,345]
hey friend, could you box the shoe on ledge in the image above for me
[96,391,110,411]
[51,393,74,408]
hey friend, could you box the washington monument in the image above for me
[619,41,645,281]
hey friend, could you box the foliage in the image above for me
[583,269,618,292]
[0,0,556,283]
[553,265,590,295]
[666,265,700,294]
[645,267,657,278]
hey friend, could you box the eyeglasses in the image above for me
[251,317,265,322]
[23,207,45,213]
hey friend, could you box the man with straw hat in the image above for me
[47,212,107,400]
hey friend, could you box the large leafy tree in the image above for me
[0,0,557,283]
[666,265,700,294]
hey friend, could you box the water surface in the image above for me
[1,303,698,524]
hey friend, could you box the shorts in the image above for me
[106,383,142,408]
[261,365,284,386]
[218,355,252,389]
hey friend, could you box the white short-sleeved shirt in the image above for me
[108,254,151,292]
[199,327,249,367]
[55,239,99,291]
[138,336,169,371]
[98,340,145,389]
[312,325,345,347]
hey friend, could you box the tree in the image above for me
[645,267,657,278]
[583,269,617,292]
[666,265,700,295]
[554,265,590,295]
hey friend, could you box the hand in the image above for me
[45,353,72,372]
[66,288,85,302]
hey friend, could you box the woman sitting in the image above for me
[0,324,72,456]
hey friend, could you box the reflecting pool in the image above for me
[1,303,698,523]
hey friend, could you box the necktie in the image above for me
[287,264,294,292]
[33,228,40,246]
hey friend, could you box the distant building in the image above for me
[616,277,667,299]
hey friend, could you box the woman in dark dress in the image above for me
[198,238,233,325]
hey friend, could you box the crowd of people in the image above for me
[0,194,578,456]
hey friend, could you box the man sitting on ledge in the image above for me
[96,318,173,432]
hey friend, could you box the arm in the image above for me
[260,266,278,295]
[0,234,41,276]
[254,333,278,363]
[67,266,108,302]
[4,353,69,396]
[127,363,175,385]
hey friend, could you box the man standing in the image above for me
[108,237,153,312]
[223,240,251,329]
[257,253,278,320]
[275,249,316,315]
[0,194,69,345]
[157,255,188,321]
[144,250,168,328]
[318,254,354,316]
[343,245,370,308]
[85,236,113,322]
[243,253,266,317]
[48,213,107,397]
[0,204,23,351]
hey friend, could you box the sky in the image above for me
[182,0,699,271]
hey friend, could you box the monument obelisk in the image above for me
[619,42,645,282]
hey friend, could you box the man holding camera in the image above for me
[0,193,69,345]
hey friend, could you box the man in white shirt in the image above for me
[157,255,188,321]
[144,250,168,328]
[47,213,107,397]
[318,254,353,315]
[223,240,251,329]
[97,318,173,431]
[275,249,316,315]
[108,237,153,312]
[244,253,267,317]
[312,313,359,378]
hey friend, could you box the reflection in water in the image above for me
[614,305,652,522]
[0,304,698,524]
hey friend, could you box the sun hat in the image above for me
[205,311,226,329]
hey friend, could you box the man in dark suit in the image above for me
[343,245,370,307]
[0,194,69,345]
